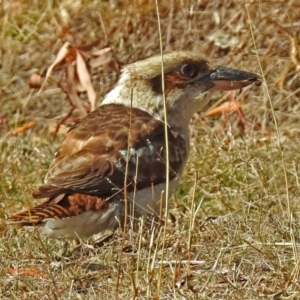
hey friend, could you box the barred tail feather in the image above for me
[9,201,70,226]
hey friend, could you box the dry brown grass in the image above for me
[1,0,300,298]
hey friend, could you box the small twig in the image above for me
[157,260,206,265]
[54,106,76,135]
[0,114,9,132]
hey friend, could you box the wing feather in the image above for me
[33,104,188,199]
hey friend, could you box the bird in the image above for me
[9,51,260,239]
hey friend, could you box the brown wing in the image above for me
[33,104,188,200]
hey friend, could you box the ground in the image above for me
[1,0,300,299]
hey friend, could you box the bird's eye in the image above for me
[181,64,195,77]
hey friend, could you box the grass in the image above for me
[1,0,300,298]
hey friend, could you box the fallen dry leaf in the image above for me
[76,51,96,111]
[204,101,241,117]
[8,268,47,278]
[38,42,70,94]
[89,47,119,72]
[66,63,88,116]
[9,120,38,135]
[34,35,119,118]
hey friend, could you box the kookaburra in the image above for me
[10,51,260,238]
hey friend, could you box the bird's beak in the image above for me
[208,66,261,91]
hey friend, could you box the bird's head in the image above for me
[102,51,260,128]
